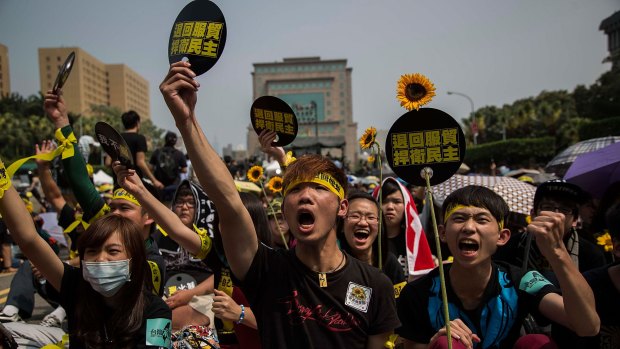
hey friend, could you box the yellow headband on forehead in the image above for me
[444,204,504,230]
[112,188,141,207]
[284,172,345,200]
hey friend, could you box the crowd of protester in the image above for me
[0,62,616,348]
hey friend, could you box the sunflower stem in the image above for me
[424,169,452,349]
[260,180,288,250]
[375,142,383,271]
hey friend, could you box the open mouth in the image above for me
[458,239,479,255]
[297,210,315,229]
[353,229,370,242]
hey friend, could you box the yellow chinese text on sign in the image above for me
[390,128,461,167]
[170,21,224,58]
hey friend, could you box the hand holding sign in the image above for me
[251,96,298,147]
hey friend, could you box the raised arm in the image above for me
[34,140,66,213]
[159,62,258,280]
[43,91,107,222]
[0,179,64,291]
[113,162,202,255]
[531,211,600,336]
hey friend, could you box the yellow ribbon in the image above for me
[64,213,90,233]
[444,204,504,230]
[55,128,77,160]
[5,129,77,181]
[41,333,70,348]
[0,159,11,199]
[284,172,345,200]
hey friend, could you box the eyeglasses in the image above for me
[539,205,573,215]
[174,200,195,208]
[346,213,379,224]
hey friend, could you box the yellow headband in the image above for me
[112,188,141,207]
[284,172,345,200]
[444,204,504,230]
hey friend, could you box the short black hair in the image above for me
[347,190,378,209]
[442,185,509,225]
[121,110,141,129]
[164,131,177,147]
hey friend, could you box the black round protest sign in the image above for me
[250,96,298,147]
[168,0,227,76]
[95,122,134,169]
[52,51,75,94]
[385,108,466,186]
[164,273,197,298]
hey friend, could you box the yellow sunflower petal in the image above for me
[396,73,436,111]
[267,176,283,193]
[359,127,377,150]
[247,165,264,183]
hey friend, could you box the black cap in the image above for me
[534,180,585,208]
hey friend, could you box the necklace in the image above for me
[318,251,346,288]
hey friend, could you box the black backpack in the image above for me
[155,147,178,184]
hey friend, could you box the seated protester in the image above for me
[373,177,435,281]
[338,190,406,286]
[552,202,620,349]
[160,61,400,349]
[495,180,607,280]
[0,169,172,348]
[154,180,216,331]
[43,90,166,296]
[0,212,61,324]
[396,185,600,349]
[113,165,266,349]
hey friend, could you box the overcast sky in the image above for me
[0,0,617,153]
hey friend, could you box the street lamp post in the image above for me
[447,91,476,145]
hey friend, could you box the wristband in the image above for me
[235,304,245,324]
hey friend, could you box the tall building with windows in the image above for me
[248,57,357,163]
[0,43,10,97]
[600,11,620,69]
[38,47,150,119]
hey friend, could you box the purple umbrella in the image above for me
[564,142,620,199]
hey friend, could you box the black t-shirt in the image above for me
[240,244,400,349]
[59,263,172,348]
[383,252,407,285]
[387,232,407,276]
[552,262,620,349]
[121,132,148,179]
[397,262,558,349]
[155,232,212,290]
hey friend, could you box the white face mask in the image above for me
[82,259,131,298]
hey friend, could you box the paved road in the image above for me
[0,268,56,325]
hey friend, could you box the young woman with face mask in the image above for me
[0,161,172,349]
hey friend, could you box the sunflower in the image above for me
[596,232,613,252]
[359,127,377,150]
[396,73,436,111]
[247,165,264,183]
[267,176,283,193]
[284,151,297,167]
[367,155,375,163]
